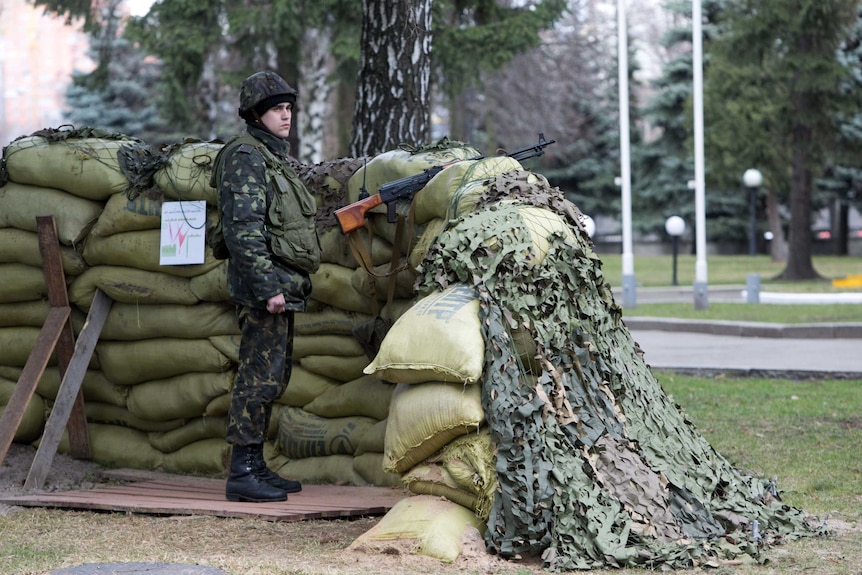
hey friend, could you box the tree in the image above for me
[348,0,432,156]
[706,0,860,279]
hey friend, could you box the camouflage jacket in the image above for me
[215,124,312,310]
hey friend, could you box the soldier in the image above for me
[212,70,321,502]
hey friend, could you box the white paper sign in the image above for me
[159,201,207,265]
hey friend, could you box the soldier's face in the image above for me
[260,103,292,138]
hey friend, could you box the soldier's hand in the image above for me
[266,293,286,314]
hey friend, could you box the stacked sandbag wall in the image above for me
[0,127,529,494]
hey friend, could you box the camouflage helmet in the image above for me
[238,70,298,120]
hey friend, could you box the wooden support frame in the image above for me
[0,216,112,490]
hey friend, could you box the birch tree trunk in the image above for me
[299,26,333,164]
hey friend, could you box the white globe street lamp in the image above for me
[665,216,686,286]
[581,215,596,238]
[743,168,763,256]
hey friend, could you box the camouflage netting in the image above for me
[0,125,819,568]
[415,173,819,569]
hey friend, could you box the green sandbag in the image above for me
[0,300,51,327]
[0,228,88,275]
[36,367,128,407]
[276,406,377,458]
[0,263,47,304]
[383,382,484,474]
[83,229,222,278]
[162,438,230,474]
[269,453,368,486]
[90,302,238,341]
[274,365,340,407]
[309,263,373,314]
[299,354,369,383]
[403,464,480,513]
[126,370,235,419]
[294,306,373,336]
[69,265,199,309]
[318,225,393,269]
[4,135,134,200]
[0,377,46,443]
[347,495,485,563]
[57,423,164,470]
[293,334,365,359]
[205,392,231,417]
[0,182,102,246]
[154,141,221,204]
[350,260,417,301]
[354,418,387,456]
[98,338,231,386]
[90,191,163,237]
[0,327,46,367]
[84,402,185,432]
[149,416,227,453]
[303,374,394,420]
[408,217,446,269]
[189,262,229,302]
[209,334,240,364]
[353,452,403,487]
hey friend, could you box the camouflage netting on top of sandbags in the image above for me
[414,171,819,570]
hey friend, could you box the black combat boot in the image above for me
[226,444,288,502]
[249,443,302,494]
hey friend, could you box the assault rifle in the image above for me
[335,134,556,234]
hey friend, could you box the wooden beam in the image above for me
[36,215,90,459]
[25,289,112,490]
[0,306,71,467]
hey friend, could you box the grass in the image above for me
[627,302,862,323]
[599,254,862,289]
[1,374,860,575]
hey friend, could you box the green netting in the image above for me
[416,171,820,570]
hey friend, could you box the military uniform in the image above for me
[214,70,319,503]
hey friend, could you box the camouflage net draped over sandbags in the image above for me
[414,173,818,570]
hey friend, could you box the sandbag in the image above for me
[413,156,522,224]
[0,300,51,327]
[90,191,163,237]
[0,327,48,367]
[92,302,238,341]
[97,338,231,386]
[188,262,229,302]
[276,407,377,458]
[275,365,340,407]
[154,141,222,204]
[209,335,240,364]
[57,423,164,470]
[83,229,221,278]
[383,382,484,474]
[0,228,88,275]
[448,170,549,221]
[354,418,387,456]
[402,464,480,513]
[310,263,374,314]
[4,135,134,200]
[348,495,485,563]
[0,181,102,246]
[364,284,484,384]
[84,402,185,432]
[350,260,417,301]
[126,370,235,419]
[0,263,47,304]
[69,266,199,309]
[303,374,394,421]
[353,452,403,487]
[36,368,128,407]
[293,334,365,359]
[162,438,230,474]
[345,143,481,204]
[408,218,446,269]
[318,226,393,269]
[149,416,227,453]
[0,377,46,443]
[299,354,369,382]
[270,453,368,486]
[294,306,373,336]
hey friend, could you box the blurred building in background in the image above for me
[0,0,93,145]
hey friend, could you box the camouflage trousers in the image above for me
[226,306,295,446]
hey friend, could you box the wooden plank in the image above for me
[36,215,90,459]
[24,289,113,490]
[0,474,409,522]
[0,306,71,467]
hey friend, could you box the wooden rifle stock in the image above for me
[335,194,384,234]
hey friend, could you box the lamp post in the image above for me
[665,216,686,286]
[742,168,762,256]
